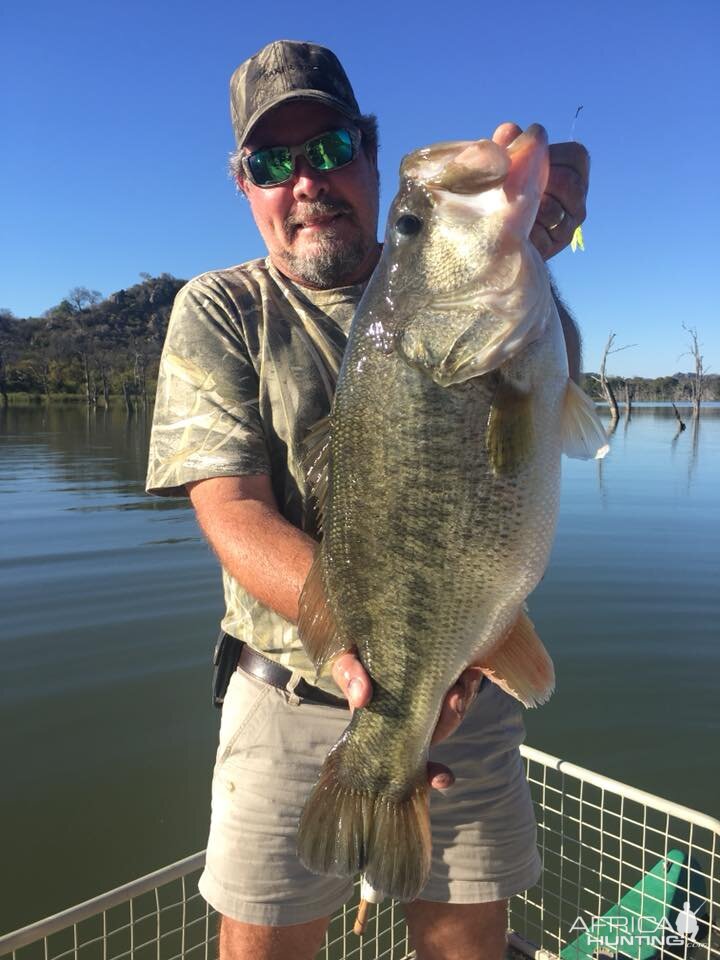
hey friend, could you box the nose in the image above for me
[292,156,328,201]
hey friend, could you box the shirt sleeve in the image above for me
[146,274,270,497]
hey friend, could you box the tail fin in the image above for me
[480,607,555,707]
[297,748,431,902]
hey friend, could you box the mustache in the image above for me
[285,199,354,231]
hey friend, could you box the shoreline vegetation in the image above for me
[0,276,182,412]
[2,276,718,408]
[4,393,719,408]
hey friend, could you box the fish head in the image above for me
[380,124,553,386]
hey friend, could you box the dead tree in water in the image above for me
[97,360,111,408]
[133,348,148,406]
[597,335,619,424]
[594,333,635,426]
[682,324,706,420]
[671,402,686,432]
[121,379,134,414]
[80,350,97,406]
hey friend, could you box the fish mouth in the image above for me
[401,139,511,195]
[399,125,549,204]
[507,123,548,155]
[504,124,549,202]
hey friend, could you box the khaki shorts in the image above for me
[198,669,541,926]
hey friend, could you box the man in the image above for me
[146,40,589,960]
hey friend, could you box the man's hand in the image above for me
[332,651,486,791]
[493,121,590,261]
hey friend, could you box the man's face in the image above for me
[239,102,380,288]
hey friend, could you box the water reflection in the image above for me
[1,403,159,499]
[1,402,220,932]
[688,416,701,489]
[1,401,718,932]
[596,415,620,507]
[591,404,718,505]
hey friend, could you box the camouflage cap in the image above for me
[230,40,361,148]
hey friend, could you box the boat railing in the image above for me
[511,746,719,960]
[1,745,717,960]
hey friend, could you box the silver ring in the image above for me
[548,209,566,231]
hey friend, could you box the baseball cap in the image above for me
[230,40,362,148]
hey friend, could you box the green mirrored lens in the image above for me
[246,130,356,186]
[306,130,354,171]
[249,146,293,185]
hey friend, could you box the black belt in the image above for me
[237,640,350,711]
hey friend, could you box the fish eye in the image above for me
[395,214,423,236]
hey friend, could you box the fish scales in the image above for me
[326,332,560,779]
[297,125,608,901]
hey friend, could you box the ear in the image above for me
[236,175,248,197]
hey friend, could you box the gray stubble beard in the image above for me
[284,232,372,288]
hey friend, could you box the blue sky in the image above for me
[2,0,718,377]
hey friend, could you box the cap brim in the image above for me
[238,91,361,147]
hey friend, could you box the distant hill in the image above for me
[0,275,185,405]
[1,279,718,404]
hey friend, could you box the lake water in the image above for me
[1,403,718,934]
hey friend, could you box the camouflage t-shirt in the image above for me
[146,256,365,694]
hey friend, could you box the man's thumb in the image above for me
[492,121,523,147]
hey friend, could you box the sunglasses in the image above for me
[241,127,362,188]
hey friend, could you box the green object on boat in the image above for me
[560,848,707,960]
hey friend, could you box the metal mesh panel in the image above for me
[0,860,216,960]
[510,747,720,960]
[0,860,413,960]
[2,747,717,960]
[323,889,411,960]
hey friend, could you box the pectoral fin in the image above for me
[562,379,610,460]
[486,379,534,475]
[297,550,345,675]
[479,607,555,707]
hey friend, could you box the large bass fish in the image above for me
[296,124,608,902]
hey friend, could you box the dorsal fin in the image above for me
[303,414,332,533]
[297,551,345,675]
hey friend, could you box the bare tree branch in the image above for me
[599,334,620,423]
[681,324,706,420]
[598,333,637,424]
